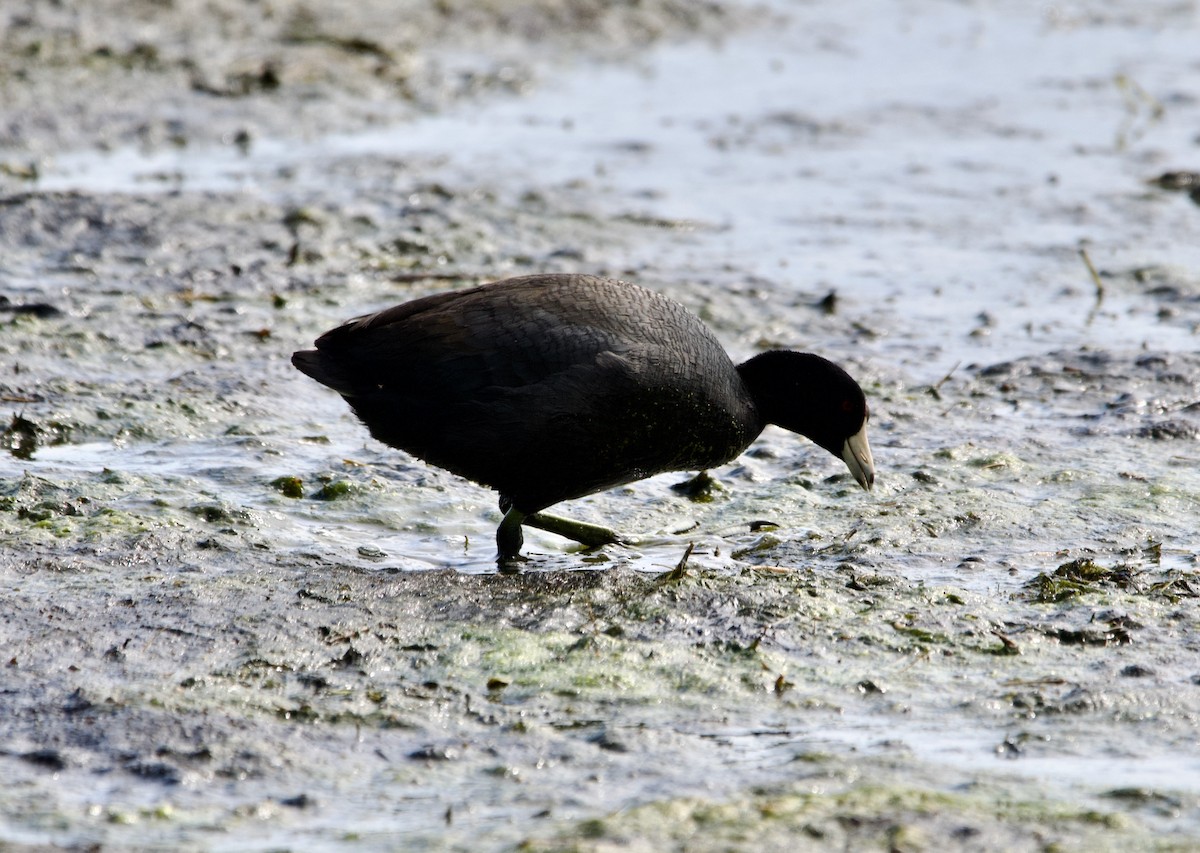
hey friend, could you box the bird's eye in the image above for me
[841,399,855,414]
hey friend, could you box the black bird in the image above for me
[292,274,874,561]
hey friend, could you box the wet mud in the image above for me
[3,0,1200,850]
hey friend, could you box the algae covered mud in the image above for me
[3,0,1200,849]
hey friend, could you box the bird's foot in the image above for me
[496,552,528,574]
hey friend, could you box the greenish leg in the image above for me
[525,511,621,548]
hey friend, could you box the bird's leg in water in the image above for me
[496,499,621,564]
[524,512,621,548]
[496,506,527,564]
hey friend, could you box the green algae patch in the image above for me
[0,472,163,547]
[1026,558,1138,603]
[312,480,354,501]
[1025,557,1200,604]
[186,502,254,525]
[523,776,1165,852]
[270,475,305,498]
[456,624,771,705]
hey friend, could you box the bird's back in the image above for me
[293,274,762,511]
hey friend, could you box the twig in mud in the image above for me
[389,272,474,284]
[1001,676,1070,688]
[991,630,1021,656]
[753,565,794,575]
[1079,247,1105,302]
[1117,75,1165,119]
[1078,246,1105,326]
[657,542,695,582]
[926,360,960,401]
[1114,74,1165,150]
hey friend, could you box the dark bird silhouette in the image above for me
[292,274,874,562]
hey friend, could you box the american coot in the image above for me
[292,274,874,561]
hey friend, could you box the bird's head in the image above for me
[737,350,874,491]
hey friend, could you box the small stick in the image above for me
[1078,247,1105,302]
[1079,247,1105,329]
[389,272,472,284]
[927,360,960,401]
[674,542,694,573]
[657,542,695,582]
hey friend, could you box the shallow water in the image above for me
[5,0,1200,849]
